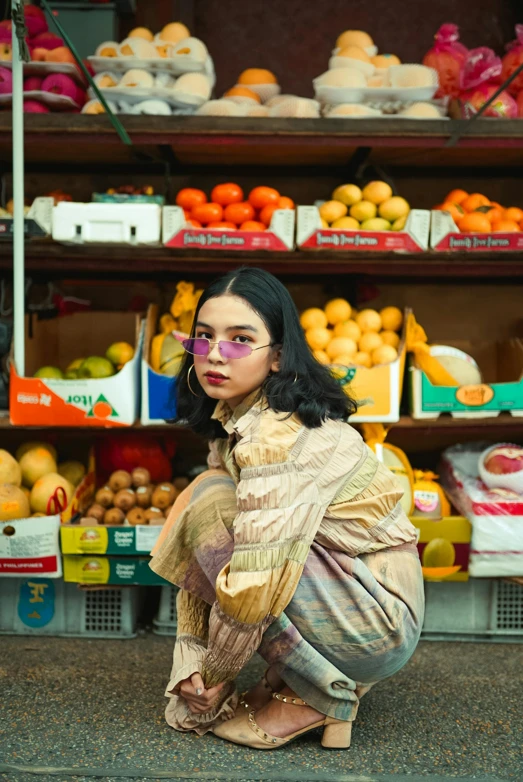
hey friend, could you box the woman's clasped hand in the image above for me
[178,673,226,714]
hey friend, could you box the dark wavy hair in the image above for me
[174,267,357,439]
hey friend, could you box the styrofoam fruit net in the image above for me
[224,94,259,105]
[265,94,296,108]
[328,55,375,77]
[325,103,382,117]
[398,101,444,118]
[268,96,320,118]
[118,38,157,59]
[172,72,212,103]
[196,99,246,117]
[155,72,176,88]
[237,82,280,103]
[93,72,119,88]
[367,71,391,88]
[95,41,119,58]
[119,69,155,88]
[388,64,438,89]
[171,37,208,66]
[133,99,172,115]
[247,105,270,116]
[315,68,366,88]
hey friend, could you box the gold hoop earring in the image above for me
[187,365,201,397]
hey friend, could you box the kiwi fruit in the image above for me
[143,507,164,524]
[108,470,132,493]
[132,467,151,488]
[103,507,125,526]
[86,503,105,524]
[113,488,136,512]
[174,477,189,492]
[135,485,153,508]
[151,483,176,510]
[95,486,114,509]
[126,507,146,526]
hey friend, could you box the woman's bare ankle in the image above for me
[265,666,284,691]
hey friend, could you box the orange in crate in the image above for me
[491,219,520,232]
[457,212,491,233]
[444,188,468,204]
[460,193,490,213]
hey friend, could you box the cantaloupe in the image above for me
[30,472,74,514]
[0,484,30,520]
[19,447,57,488]
[0,450,22,486]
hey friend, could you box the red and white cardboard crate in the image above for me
[162,206,295,251]
[441,443,523,578]
[297,206,430,252]
[430,210,523,252]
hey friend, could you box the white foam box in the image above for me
[162,206,295,251]
[430,210,523,252]
[9,312,144,427]
[141,304,177,425]
[52,202,161,244]
[441,443,523,578]
[0,197,53,240]
[297,206,430,252]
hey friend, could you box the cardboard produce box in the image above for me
[141,304,177,425]
[411,515,471,582]
[430,210,523,252]
[61,523,162,556]
[10,312,144,427]
[0,197,53,240]
[335,310,408,423]
[297,206,430,252]
[162,206,295,251]
[63,555,168,586]
[410,339,523,420]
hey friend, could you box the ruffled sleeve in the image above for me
[201,410,363,686]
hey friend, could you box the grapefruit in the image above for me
[30,472,74,514]
[0,449,22,486]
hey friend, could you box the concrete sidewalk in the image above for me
[0,634,521,782]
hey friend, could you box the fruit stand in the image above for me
[1,0,523,642]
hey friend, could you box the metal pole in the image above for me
[12,0,25,376]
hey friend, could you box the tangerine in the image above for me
[210,183,244,206]
[444,189,468,205]
[457,213,491,233]
[207,221,236,230]
[224,201,255,225]
[186,219,202,228]
[191,202,223,224]
[460,193,490,213]
[491,219,520,233]
[277,196,295,209]
[238,68,278,85]
[259,204,278,226]
[239,220,266,231]
[504,207,523,223]
[437,201,465,223]
[476,204,504,223]
[224,86,261,103]
[248,186,280,210]
[176,188,207,210]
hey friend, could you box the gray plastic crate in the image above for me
[0,577,140,639]
[153,584,179,636]
[422,578,523,642]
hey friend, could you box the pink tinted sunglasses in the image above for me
[174,333,273,360]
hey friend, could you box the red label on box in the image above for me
[0,555,59,574]
[300,230,422,252]
[165,229,289,251]
[434,232,523,252]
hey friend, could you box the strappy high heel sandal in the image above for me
[214,691,352,750]
[237,669,278,713]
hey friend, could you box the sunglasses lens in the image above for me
[182,338,209,356]
[220,341,252,359]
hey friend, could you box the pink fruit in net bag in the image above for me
[502,24,523,96]
[459,47,518,118]
[0,65,12,94]
[23,100,50,112]
[24,7,48,38]
[41,73,84,105]
[423,23,468,98]
[479,444,523,494]
[24,76,43,91]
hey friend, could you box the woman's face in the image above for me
[192,294,280,409]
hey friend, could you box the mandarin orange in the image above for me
[504,207,523,223]
[491,219,520,232]
[461,193,490,213]
[457,213,491,233]
[239,220,266,231]
[438,201,465,222]
[248,186,280,209]
[444,189,468,204]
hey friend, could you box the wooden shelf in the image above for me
[1,413,522,433]
[2,242,523,279]
[3,115,523,167]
